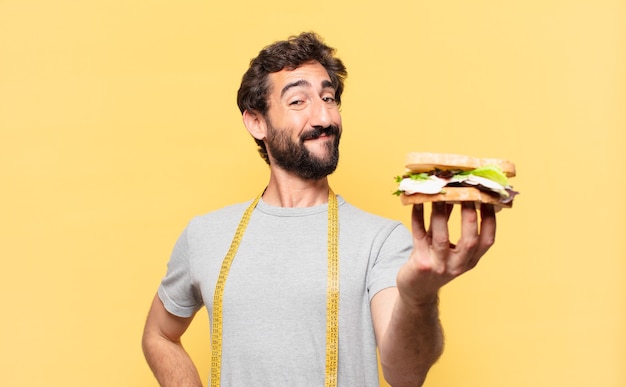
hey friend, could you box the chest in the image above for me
[195,213,371,321]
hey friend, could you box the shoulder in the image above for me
[185,199,254,237]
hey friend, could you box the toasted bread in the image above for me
[405,152,516,177]
[400,187,512,209]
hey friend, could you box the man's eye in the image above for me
[323,96,337,104]
[289,100,304,106]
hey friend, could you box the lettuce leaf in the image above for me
[394,172,428,183]
[462,165,509,187]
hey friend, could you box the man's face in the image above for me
[263,61,343,180]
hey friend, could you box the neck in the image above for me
[262,168,330,208]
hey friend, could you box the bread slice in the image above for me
[405,152,516,177]
[400,187,512,209]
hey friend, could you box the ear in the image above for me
[242,109,267,141]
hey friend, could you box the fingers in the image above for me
[411,203,427,242]
[458,202,479,249]
[463,203,496,270]
[429,202,451,260]
[413,202,456,253]
[456,202,480,270]
[411,203,432,260]
[411,201,497,275]
[477,203,496,257]
[411,202,453,244]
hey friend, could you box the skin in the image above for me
[142,61,497,386]
[142,296,202,387]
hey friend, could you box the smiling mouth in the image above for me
[309,132,331,140]
[301,126,339,141]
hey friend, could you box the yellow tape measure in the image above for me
[210,189,340,387]
[325,190,339,386]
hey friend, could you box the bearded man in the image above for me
[142,32,497,387]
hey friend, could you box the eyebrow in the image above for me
[280,79,335,98]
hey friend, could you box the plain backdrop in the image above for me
[1,1,624,386]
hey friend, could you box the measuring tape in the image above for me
[210,189,340,387]
[325,190,339,386]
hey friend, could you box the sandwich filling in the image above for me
[395,165,518,204]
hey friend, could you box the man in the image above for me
[142,32,496,387]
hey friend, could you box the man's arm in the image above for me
[372,287,443,387]
[142,293,203,387]
[372,202,496,386]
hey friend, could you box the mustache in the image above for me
[300,125,341,141]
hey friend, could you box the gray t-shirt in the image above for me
[158,195,412,386]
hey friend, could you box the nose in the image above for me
[310,97,333,128]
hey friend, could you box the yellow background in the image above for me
[1,0,624,386]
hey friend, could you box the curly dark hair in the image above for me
[236,32,348,164]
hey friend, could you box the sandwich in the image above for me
[394,152,519,209]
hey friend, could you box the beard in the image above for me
[265,121,341,180]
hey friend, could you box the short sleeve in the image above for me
[157,226,204,317]
[367,223,412,301]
